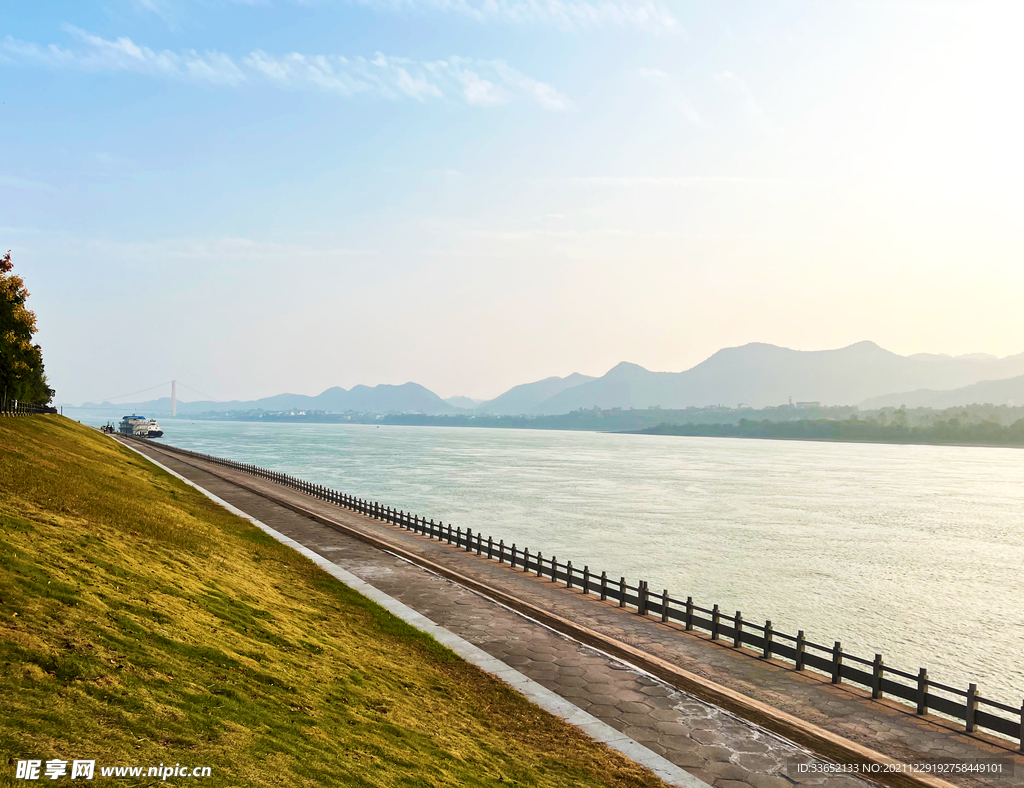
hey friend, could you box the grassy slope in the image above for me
[0,416,665,788]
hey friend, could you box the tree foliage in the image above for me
[0,251,53,405]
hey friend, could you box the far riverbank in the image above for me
[632,417,1024,448]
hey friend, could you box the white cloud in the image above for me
[716,70,781,134]
[2,27,246,86]
[2,31,568,109]
[545,175,800,188]
[284,0,678,30]
[635,67,706,128]
[636,67,670,83]
[0,173,61,193]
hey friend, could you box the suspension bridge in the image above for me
[62,380,218,416]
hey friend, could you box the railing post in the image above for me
[796,630,806,670]
[762,620,773,659]
[638,581,648,616]
[466,529,473,553]
[476,532,482,555]
[661,590,669,623]
[566,561,573,589]
[965,683,977,733]
[619,577,626,608]
[487,536,493,559]
[523,548,530,572]
[871,653,884,699]
[600,571,607,601]
[510,543,516,569]
[550,556,557,582]
[536,552,543,577]
[1018,700,1023,752]
[711,604,720,640]
[583,566,589,595]
[685,597,694,631]
[832,641,843,684]
[734,611,743,648]
[916,668,929,715]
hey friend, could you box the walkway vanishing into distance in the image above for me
[124,439,1021,788]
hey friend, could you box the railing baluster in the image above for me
[796,630,806,670]
[734,611,743,648]
[763,620,773,660]
[965,683,977,733]
[916,668,928,715]
[832,641,843,684]
[661,589,669,623]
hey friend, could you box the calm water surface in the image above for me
[88,416,1024,706]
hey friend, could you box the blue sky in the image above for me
[4,1,1024,404]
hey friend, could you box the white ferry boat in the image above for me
[119,415,163,438]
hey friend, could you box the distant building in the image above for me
[795,401,821,408]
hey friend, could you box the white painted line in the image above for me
[121,441,710,788]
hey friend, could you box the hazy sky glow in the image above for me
[4,1,1024,404]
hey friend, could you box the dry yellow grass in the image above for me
[0,416,668,787]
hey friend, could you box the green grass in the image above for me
[0,416,666,787]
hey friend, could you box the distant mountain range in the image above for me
[75,341,1024,417]
[861,374,1024,409]
[443,395,483,409]
[527,342,1024,413]
[80,382,458,417]
[477,372,596,415]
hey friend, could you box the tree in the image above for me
[0,251,53,405]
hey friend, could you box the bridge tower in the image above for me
[171,380,177,417]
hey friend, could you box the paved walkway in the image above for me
[128,440,1021,788]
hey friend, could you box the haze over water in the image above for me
[96,416,1024,710]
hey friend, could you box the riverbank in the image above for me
[0,416,668,787]
[632,419,1024,448]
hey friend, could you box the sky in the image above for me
[4,1,1024,405]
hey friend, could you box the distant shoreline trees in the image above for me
[1,251,53,406]
[636,418,1024,447]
